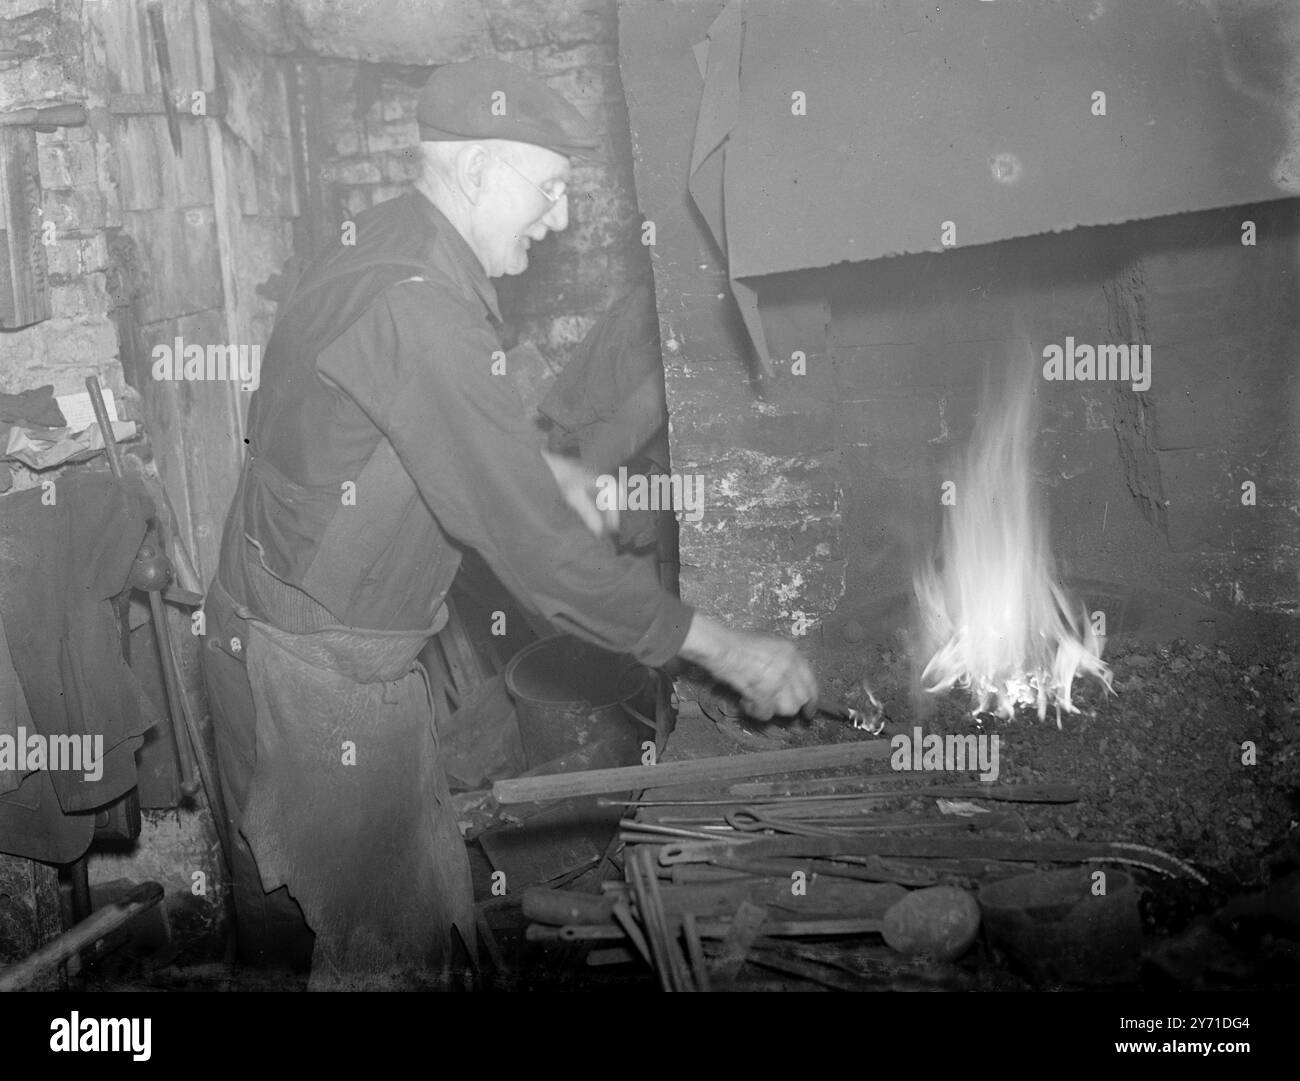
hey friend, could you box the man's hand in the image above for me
[679,614,818,721]
[542,450,619,538]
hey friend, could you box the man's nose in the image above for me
[541,192,568,232]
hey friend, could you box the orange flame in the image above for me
[913,358,1112,722]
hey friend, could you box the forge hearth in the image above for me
[621,0,1300,656]
[613,0,1300,986]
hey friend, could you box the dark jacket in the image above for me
[215,191,692,666]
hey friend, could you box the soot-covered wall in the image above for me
[807,199,1300,655]
[621,0,1300,675]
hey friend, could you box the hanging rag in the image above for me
[0,471,159,861]
[540,280,668,471]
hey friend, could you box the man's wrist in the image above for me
[679,612,726,669]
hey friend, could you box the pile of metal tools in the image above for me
[515,745,1207,990]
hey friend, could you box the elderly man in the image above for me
[202,58,817,989]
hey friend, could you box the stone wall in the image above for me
[1,0,125,493]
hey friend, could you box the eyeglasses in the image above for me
[489,152,567,207]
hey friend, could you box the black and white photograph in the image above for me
[0,0,1297,1027]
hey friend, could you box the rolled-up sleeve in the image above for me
[318,279,694,668]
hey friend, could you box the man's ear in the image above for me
[457,143,490,206]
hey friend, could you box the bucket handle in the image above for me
[622,702,658,734]
[618,665,661,738]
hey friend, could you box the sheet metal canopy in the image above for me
[689,0,1296,338]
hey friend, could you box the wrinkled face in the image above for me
[474,142,571,277]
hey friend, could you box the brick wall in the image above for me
[307,0,650,372]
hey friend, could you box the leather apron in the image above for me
[228,567,472,991]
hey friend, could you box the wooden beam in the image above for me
[191,0,249,450]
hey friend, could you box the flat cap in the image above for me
[418,58,605,162]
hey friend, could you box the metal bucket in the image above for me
[504,635,653,771]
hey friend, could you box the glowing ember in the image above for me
[913,358,1112,723]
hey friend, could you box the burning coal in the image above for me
[913,357,1112,723]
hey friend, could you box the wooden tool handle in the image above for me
[492,740,893,804]
[0,882,163,991]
